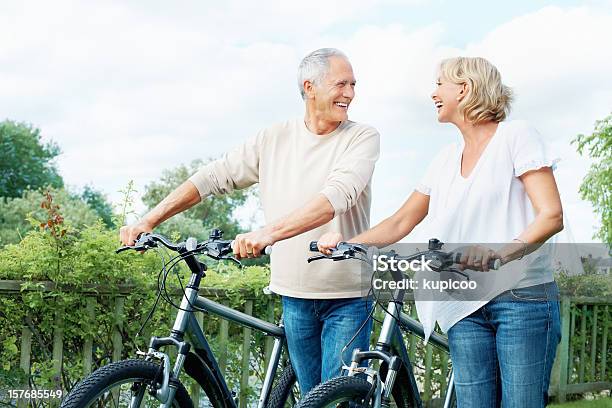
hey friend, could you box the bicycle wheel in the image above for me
[267,364,299,408]
[295,376,406,408]
[60,359,194,408]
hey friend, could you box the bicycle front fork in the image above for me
[137,335,191,408]
[344,348,402,408]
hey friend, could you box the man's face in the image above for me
[309,56,356,122]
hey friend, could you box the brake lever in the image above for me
[331,253,353,261]
[115,244,150,254]
[202,246,243,266]
[225,255,243,267]
[307,254,328,263]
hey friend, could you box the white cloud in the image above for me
[462,6,612,242]
[333,6,611,242]
[0,2,609,242]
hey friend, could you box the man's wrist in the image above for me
[263,223,283,243]
[139,215,158,231]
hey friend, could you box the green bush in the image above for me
[555,271,612,298]
[0,195,272,397]
[0,187,101,246]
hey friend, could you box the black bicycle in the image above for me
[297,238,500,408]
[60,229,298,408]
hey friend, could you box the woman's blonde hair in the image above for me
[439,57,513,124]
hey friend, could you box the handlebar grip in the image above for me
[309,241,319,252]
[230,240,273,256]
[453,253,501,270]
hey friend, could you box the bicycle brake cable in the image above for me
[339,253,398,368]
[133,248,169,353]
[159,249,211,313]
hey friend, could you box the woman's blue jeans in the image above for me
[448,281,561,408]
[281,296,373,395]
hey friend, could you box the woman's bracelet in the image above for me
[513,238,527,260]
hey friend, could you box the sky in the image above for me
[1,0,611,243]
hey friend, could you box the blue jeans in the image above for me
[282,296,373,395]
[448,282,561,408]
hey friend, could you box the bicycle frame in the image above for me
[345,290,454,408]
[304,239,468,408]
[144,253,287,408]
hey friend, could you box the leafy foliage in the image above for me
[0,188,100,246]
[572,114,612,244]
[0,120,63,198]
[0,191,271,397]
[80,185,114,228]
[555,271,612,297]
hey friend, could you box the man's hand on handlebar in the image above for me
[233,228,275,259]
[119,220,154,246]
[317,232,344,255]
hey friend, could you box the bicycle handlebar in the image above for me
[116,233,181,253]
[116,230,272,260]
[308,240,501,271]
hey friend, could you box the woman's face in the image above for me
[430,72,465,123]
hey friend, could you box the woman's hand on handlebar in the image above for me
[119,219,154,246]
[233,228,274,259]
[317,232,343,255]
[456,245,501,272]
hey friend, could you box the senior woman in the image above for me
[317,57,563,407]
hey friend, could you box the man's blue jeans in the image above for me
[282,296,373,395]
[447,282,561,408]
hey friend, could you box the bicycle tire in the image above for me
[60,359,194,408]
[267,364,299,408]
[295,376,405,408]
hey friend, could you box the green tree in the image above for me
[0,120,63,198]
[80,185,114,228]
[0,188,99,246]
[142,159,253,240]
[572,114,612,244]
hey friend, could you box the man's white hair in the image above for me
[297,48,348,100]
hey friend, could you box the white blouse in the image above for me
[414,120,560,340]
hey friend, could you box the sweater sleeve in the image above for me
[188,130,263,197]
[319,126,380,216]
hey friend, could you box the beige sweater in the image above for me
[189,118,380,298]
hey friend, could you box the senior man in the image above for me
[120,48,380,394]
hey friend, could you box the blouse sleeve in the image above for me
[509,121,560,177]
